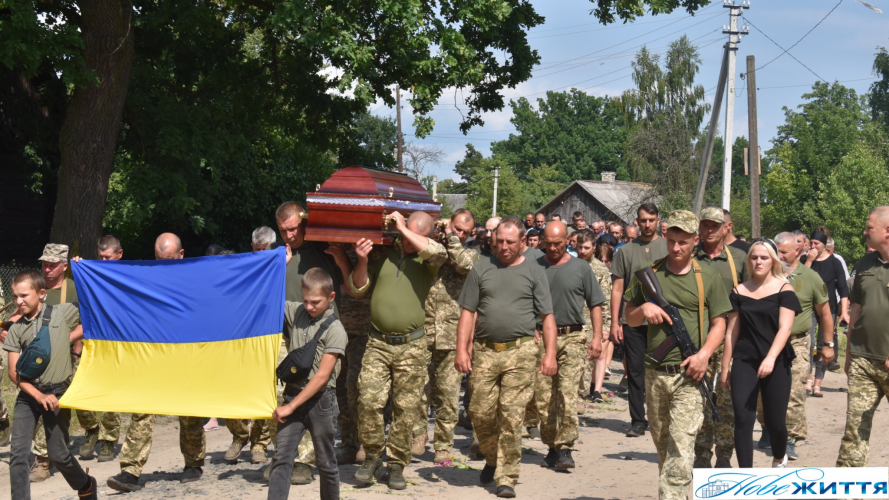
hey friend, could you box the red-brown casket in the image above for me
[303,166,441,245]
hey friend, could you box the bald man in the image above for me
[482,217,502,257]
[109,233,204,492]
[528,222,606,469]
[350,211,447,490]
[412,209,481,463]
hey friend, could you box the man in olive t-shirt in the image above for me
[455,218,556,497]
[624,211,731,500]
[836,206,889,469]
[610,203,668,437]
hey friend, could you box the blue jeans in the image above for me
[268,389,339,500]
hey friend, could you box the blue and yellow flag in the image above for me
[61,248,286,419]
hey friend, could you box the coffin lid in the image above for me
[317,166,434,202]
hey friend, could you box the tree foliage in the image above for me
[338,113,398,170]
[871,47,889,129]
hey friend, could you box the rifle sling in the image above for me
[725,247,738,287]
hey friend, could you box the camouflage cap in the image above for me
[38,243,69,263]
[665,210,699,234]
[700,207,725,224]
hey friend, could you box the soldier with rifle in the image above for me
[624,210,733,500]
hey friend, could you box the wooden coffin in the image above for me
[304,166,441,245]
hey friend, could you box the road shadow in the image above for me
[601,451,658,464]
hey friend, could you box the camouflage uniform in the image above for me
[226,418,271,455]
[119,414,155,477]
[415,234,479,451]
[694,345,735,464]
[836,357,889,467]
[470,339,538,488]
[179,416,206,467]
[580,258,611,402]
[786,334,811,440]
[524,343,551,429]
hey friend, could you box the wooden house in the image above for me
[537,172,657,226]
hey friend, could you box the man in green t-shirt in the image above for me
[693,207,749,469]
[349,210,447,490]
[456,218,556,498]
[836,206,889,469]
[624,210,732,500]
[774,231,831,460]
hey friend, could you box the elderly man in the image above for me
[456,218,556,498]
[412,209,480,463]
[692,208,748,469]
[524,213,534,231]
[251,226,276,251]
[624,211,732,500]
[350,211,447,490]
[608,222,623,241]
[533,222,606,470]
[482,217,502,257]
[108,233,204,492]
[835,206,889,471]
[611,203,668,438]
[773,232,831,460]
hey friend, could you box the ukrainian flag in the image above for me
[61,248,286,419]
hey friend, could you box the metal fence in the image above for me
[0,262,36,321]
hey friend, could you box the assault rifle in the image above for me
[634,265,721,423]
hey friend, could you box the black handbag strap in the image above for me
[31,305,54,343]
[308,314,338,343]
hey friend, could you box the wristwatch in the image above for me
[823,341,835,348]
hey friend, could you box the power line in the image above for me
[741,16,827,81]
[748,0,842,72]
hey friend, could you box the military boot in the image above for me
[411,431,428,456]
[291,463,314,485]
[97,440,115,462]
[387,463,407,490]
[30,456,51,482]
[224,440,246,461]
[79,428,100,460]
[251,448,268,464]
[0,417,10,447]
[355,453,383,484]
[107,471,143,492]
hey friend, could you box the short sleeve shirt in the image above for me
[624,261,733,367]
[286,242,344,316]
[44,279,78,306]
[611,237,668,323]
[786,263,828,334]
[539,256,606,326]
[459,255,553,343]
[694,244,749,294]
[283,303,347,394]
[848,252,889,360]
[3,303,80,384]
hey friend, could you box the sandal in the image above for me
[805,381,813,395]
[812,386,824,398]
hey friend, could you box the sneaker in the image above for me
[479,464,496,485]
[107,471,143,492]
[758,432,771,449]
[252,449,268,464]
[355,453,383,484]
[714,457,732,468]
[496,485,516,498]
[527,426,541,440]
[786,439,798,461]
[291,462,313,485]
[355,445,366,463]
[98,440,115,462]
[693,457,711,468]
[78,475,98,500]
[411,431,428,456]
[772,455,788,468]
[29,456,50,482]
[555,449,575,469]
[180,466,203,483]
[540,447,558,468]
[434,449,451,465]
[387,463,406,490]
[605,366,613,377]
[625,424,646,438]
[591,391,604,403]
[224,441,246,461]
[617,376,629,393]
[79,428,100,460]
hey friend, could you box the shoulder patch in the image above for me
[821,283,827,296]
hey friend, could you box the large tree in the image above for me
[871,47,889,129]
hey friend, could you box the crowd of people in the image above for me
[1,199,888,500]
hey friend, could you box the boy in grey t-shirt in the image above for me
[268,265,346,500]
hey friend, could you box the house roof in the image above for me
[538,180,657,224]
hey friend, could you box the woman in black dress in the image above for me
[721,239,801,468]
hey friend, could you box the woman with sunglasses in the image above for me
[721,239,801,468]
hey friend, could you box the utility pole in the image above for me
[432,175,438,201]
[721,1,749,210]
[692,47,729,215]
[396,85,403,173]
[492,167,500,217]
[746,55,761,238]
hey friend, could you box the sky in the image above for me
[367,0,888,183]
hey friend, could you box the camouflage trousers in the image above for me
[694,347,735,463]
[357,334,427,467]
[646,368,705,500]
[525,342,551,429]
[179,416,206,467]
[336,335,368,453]
[786,334,810,441]
[469,339,537,488]
[119,414,155,477]
[538,331,586,450]
[414,348,463,451]
[579,329,594,404]
[226,418,271,453]
[836,356,889,468]
[31,409,110,457]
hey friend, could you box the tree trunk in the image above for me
[50,0,134,259]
